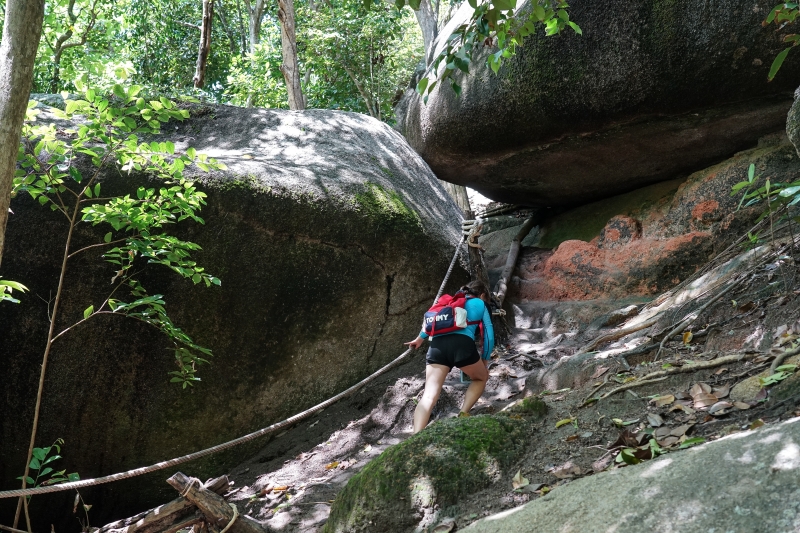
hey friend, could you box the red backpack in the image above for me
[423,291,482,337]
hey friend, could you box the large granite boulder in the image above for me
[479,134,797,351]
[397,0,800,207]
[0,103,467,527]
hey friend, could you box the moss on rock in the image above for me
[354,182,422,230]
[324,415,529,533]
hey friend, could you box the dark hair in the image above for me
[460,280,488,299]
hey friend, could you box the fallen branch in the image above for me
[96,476,229,533]
[770,345,800,375]
[581,375,612,406]
[577,316,660,354]
[654,277,743,361]
[598,351,759,400]
[167,473,266,533]
[493,215,537,307]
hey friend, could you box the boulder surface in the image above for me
[0,103,466,527]
[462,416,800,533]
[397,0,800,206]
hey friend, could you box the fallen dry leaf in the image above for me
[591,366,610,380]
[565,435,579,442]
[708,401,733,415]
[324,461,340,470]
[654,426,672,439]
[551,461,582,479]
[675,391,690,400]
[592,454,614,473]
[692,393,718,410]
[511,470,530,489]
[713,384,730,398]
[652,394,675,407]
[690,382,712,397]
[432,519,456,533]
[670,424,694,438]
[517,483,544,493]
[647,413,665,427]
[733,401,751,410]
[714,367,729,375]
[670,403,696,415]
[657,436,680,447]
[683,331,693,345]
[749,419,765,430]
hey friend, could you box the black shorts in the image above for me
[426,334,480,369]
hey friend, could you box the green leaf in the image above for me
[112,84,127,99]
[84,305,94,320]
[67,472,80,482]
[679,437,705,449]
[94,184,101,197]
[104,232,112,243]
[0,280,28,292]
[494,0,516,10]
[533,4,546,20]
[568,21,582,34]
[769,47,791,81]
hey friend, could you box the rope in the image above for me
[434,217,477,305]
[219,504,239,533]
[0,347,414,499]
[0,229,470,500]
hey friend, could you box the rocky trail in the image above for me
[180,222,800,532]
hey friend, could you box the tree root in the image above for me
[577,316,660,355]
[596,351,759,401]
[770,345,800,375]
[653,276,744,361]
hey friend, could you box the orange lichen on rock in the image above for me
[516,231,713,302]
[691,200,720,223]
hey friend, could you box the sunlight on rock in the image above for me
[411,475,437,508]
[484,505,525,521]
[759,432,783,445]
[744,325,765,349]
[771,440,800,471]
[639,457,673,478]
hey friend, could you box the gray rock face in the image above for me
[0,103,467,526]
[397,0,800,207]
[463,416,800,533]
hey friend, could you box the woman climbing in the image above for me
[404,280,495,433]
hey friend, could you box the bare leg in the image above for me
[459,358,489,414]
[413,364,450,433]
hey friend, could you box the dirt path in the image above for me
[219,253,800,532]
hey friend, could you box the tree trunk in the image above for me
[442,181,471,216]
[193,0,214,88]
[243,0,266,107]
[0,0,45,269]
[278,0,305,110]
[493,216,536,307]
[413,0,438,65]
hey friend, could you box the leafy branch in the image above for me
[764,2,800,80]
[394,0,581,100]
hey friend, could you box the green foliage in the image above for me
[731,163,800,228]
[16,439,79,490]
[14,82,225,387]
[0,279,28,304]
[759,364,798,388]
[409,0,581,100]
[300,0,423,120]
[763,3,800,81]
